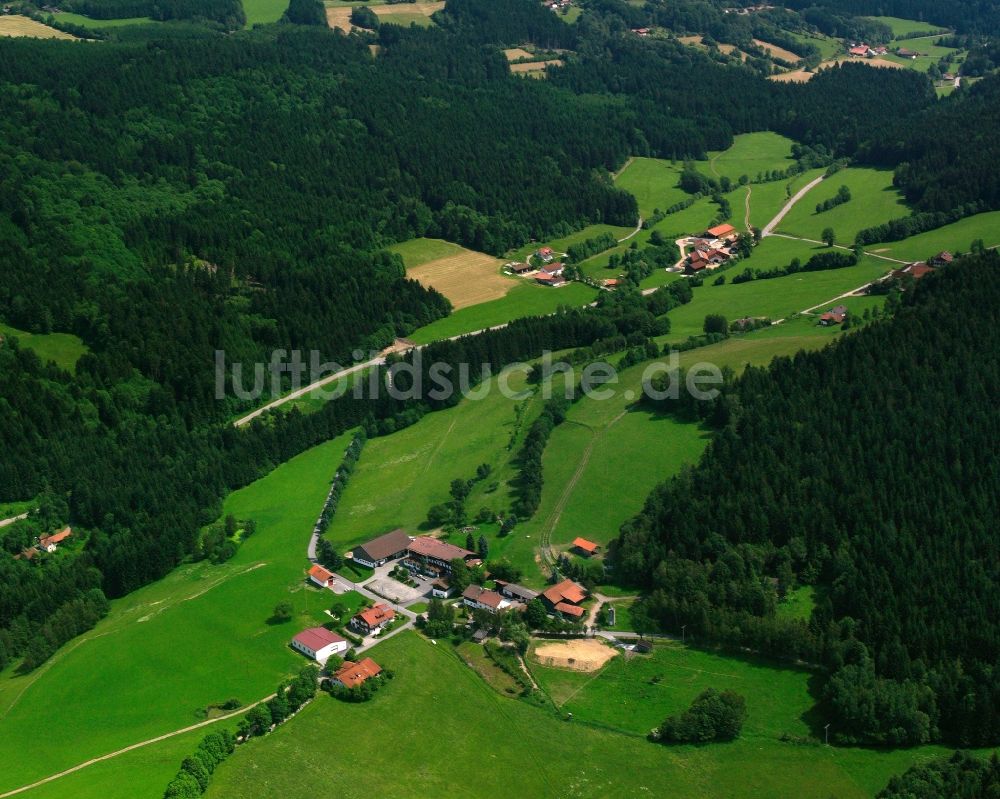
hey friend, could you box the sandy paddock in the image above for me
[532,639,618,672]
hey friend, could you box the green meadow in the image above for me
[407,281,598,343]
[776,167,908,245]
[379,10,435,26]
[0,432,355,794]
[745,168,827,230]
[614,157,688,218]
[201,631,957,799]
[508,222,635,262]
[870,210,1000,261]
[866,15,949,37]
[389,236,466,266]
[0,322,88,372]
[242,0,290,24]
[54,11,154,26]
[706,131,797,183]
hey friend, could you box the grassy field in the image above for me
[200,631,958,799]
[614,157,688,218]
[776,167,908,245]
[54,11,154,26]
[706,132,797,184]
[0,323,88,371]
[866,210,1000,262]
[406,281,598,343]
[866,15,949,37]
[778,585,816,621]
[326,0,442,29]
[390,238,511,310]
[508,222,635,262]
[0,14,76,38]
[0,432,355,794]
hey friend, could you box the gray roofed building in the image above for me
[352,529,412,568]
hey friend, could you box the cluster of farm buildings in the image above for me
[13,526,72,561]
[289,530,603,670]
[505,247,568,286]
[684,223,740,273]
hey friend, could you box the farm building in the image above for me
[891,262,935,280]
[291,627,348,665]
[352,528,412,568]
[403,536,478,577]
[542,578,588,617]
[506,262,533,274]
[929,251,953,267]
[330,657,382,689]
[535,272,566,287]
[542,262,565,277]
[536,247,555,263]
[494,580,539,603]
[308,564,336,588]
[351,603,395,635]
[38,526,72,553]
[703,223,739,242]
[848,44,870,56]
[572,537,600,557]
[819,305,848,326]
[462,585,510,614]
[431,579,453,599]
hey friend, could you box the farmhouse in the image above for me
[462,585,510,614]
[331,657,382,689]
[494,580,539,603]
[819,304,848,326]
[602,278,621,288]
[929,251,954,267]
[536,246,555,263]
[291,627,348,665]
[572,537,600,557]
[351,603,395,635]
[404,536,478,577]
[542,262,565,277]
[542,578,588,617]
[535,272,566,287]
[38,526,72,553]
[891,262,935,280]
[848,44,871,57]
[308,564,336,588]
[352,528,412,568]
[895,47,920,59]
[507,261,533,274]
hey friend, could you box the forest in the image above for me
[1,0,999,689]
[615,252,1000,746]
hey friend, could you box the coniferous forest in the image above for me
[0,0,999,762]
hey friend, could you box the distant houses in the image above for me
[847,43,888,57]
[291,627,348,665]
[685,224,740,273]
[308,563,336,589]
[330,657,382,689]
[895,47,920,59]
[819,304,848,326]
[929,251,953,267]
[352,528,411,568]
[351,603,396,635]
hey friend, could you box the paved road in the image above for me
[761,174,825,237]
[0,513,28,529]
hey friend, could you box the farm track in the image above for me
[0,513,28,528]
[761,174,825,236]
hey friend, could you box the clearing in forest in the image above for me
[503,47,534,61]
[390,238,511,310]
[531,639,618,672]
[326,1,443,31]
[0,15,76,39]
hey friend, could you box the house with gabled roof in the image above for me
[291,627,347,665]
[352,528,412,568]
[331,657,382,689]
[38,526,72,553]
[572,537,600,557]
[351,603,395,635]
[462,585,510,614]
[308,563,336,588]
[542,578,588,617]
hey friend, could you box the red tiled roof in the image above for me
[293,627,345,652]
[39,526,72,548]
[849,45,868,55]
[543,578,587,607]
[555,602,585,618]
[334,657,382,689]
[408,536,475,563]
[355,603,395,628]
[706,223,736,238]
[572,537,599,554]
[309,564,335,584]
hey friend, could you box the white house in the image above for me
[462,585,511,614]
[308,564,335,588]
[291,627,348,665]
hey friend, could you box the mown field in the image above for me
[0,322,88,371]
[865,15,949,37]
[54,11,154,27]
[776,167,908,245]
[0,15,75,38]
[0,432,355,795]
[870,210,1000,261]
[200,631,959,799]
[390,237,511,310]
[406,281,598,343]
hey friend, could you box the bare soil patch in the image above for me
[0,15,76,39]
[532,639,617,672]
[753,38,802,63]
[677,34,703,46]
[510,59,563,73]
[503,47,534,61]
[408,250,512,309]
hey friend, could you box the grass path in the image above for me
[537,421,598,570]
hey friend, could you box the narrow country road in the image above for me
[617,216,644,243]
[743,185,752,232]
[0,694,276,799]
[766,232,909,264]
[0,513,28,529]
[761,174,825,237]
